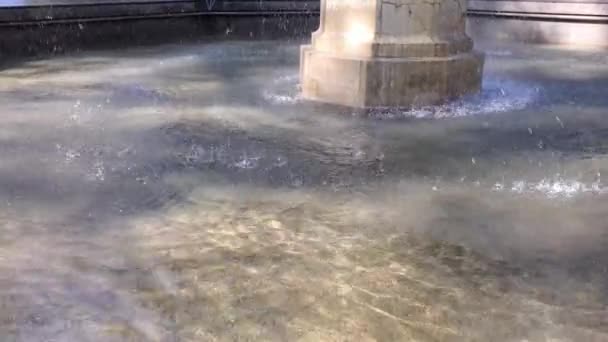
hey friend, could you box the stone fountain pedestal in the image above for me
[300,0,484,108]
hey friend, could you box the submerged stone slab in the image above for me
[300,0,484,109]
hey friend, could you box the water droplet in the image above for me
[273,156,288,168]
[64,149,80,162]
[233,154,260,169]
[493,183,504,191]
[537,140,545,149]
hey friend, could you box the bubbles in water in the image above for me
[186,145,216,164]
[116,146,133,158]
[261,72,540,118]
[273,156,288,168]
[233,154,261,169]
[64,149,80,163]
[262,73,301,105]
[493,183,505,191]
[510,180,526,193]
[263,92,301,105]
[369,77,541,119]
[87,160,106,182]
[494,177,607,198]
[290,175,304,187]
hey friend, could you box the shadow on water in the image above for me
[0,40,608,340]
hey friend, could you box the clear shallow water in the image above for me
[1,41,608,341]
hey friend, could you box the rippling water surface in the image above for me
[1,41,608,341]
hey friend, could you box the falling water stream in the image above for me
[0,41,607,341]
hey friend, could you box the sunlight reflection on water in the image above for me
[1,40,608,341]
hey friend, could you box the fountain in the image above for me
[300,0,485,108]
[4,1,608,340]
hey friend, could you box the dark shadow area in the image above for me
[0,13,318,64]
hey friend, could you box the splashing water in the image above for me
[261,74,540,118]
[262,73,301,105]
[2,41,608,342]
[369,77,541,119]
[233,155,261,169]
[494,177,607,198]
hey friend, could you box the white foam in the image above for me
[233,154,261,169]
[262,91,301,105]
[494,178,607,198]
[370,77,541,119]
[262,73,301,105]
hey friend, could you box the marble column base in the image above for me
[300,45,484,109]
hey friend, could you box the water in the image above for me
[1,41,608,341]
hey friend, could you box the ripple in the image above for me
[233,154,262,169]
[494,177,607,198]
[261,73,301,105]
[261,74,540,116]
[369,77,541,119]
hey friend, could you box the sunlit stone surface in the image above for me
[1,41,608,341]
[301,0,484,108]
